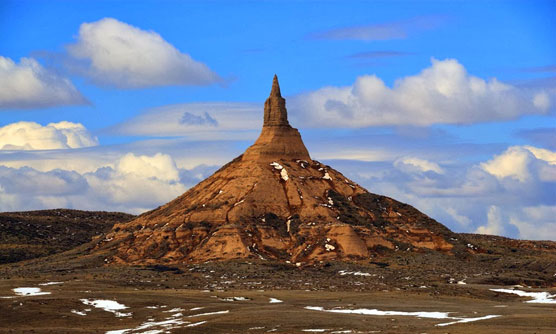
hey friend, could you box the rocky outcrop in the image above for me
[97,76,463,265]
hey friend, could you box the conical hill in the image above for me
[97,76,461,265]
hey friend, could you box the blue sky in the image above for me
[0,0,555,239]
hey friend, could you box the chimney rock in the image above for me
[263,75,289,127]
[243,75,311,162]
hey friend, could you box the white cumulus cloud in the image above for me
[0,56,87,109]
[83,152,187,210]
[291,58,551,127]
[115,152,180,182]
[66,18,220,88]
[476,206,505,236]
[481,146,556,182]
[0,121,98,150]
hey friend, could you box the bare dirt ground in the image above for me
[1,261,554,334]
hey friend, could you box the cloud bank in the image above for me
[0,152,216,214]
[65,18,220,88]
[323,143,555,240]
[291,58,551,127]
[0,56,87,109]
[0,121,98,150]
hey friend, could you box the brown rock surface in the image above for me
[97,76,465,265]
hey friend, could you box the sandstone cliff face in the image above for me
[97,76,459,265]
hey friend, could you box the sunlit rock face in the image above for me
[97,76,461,265]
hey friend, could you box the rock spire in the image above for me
[263,75,289,127]
[243,75,311,162]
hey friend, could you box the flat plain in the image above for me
[1,260,554,334]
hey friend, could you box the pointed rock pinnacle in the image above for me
[243,75,311,162]
[264,75,289,127]
[270,74,281,97]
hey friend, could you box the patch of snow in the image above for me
[39,281,63,286]
[71,309,87,316]
[305,306,451,319]
[106,317,189,334]
[234,199,245,207]
[163,308,184,312]
[190,307,204,311]
[220,296,249,302]
[188,310,230,318]
[490,288,556,304]
[436,315,500,327]
[13,287,51,296]
[280,168,289,181]
[169,312,183,318]
[269,298,283,303]
[327,197,334,206]
[105,330,130,334]
[457,280,466,285]
[185,321,207,327]
[322,172,332,180]
[270,162,283,170]
[80,299,132,317]
[325,244,336,251]
[338,270,372,277]
[302,330,329,332]
[305,306,500,327]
